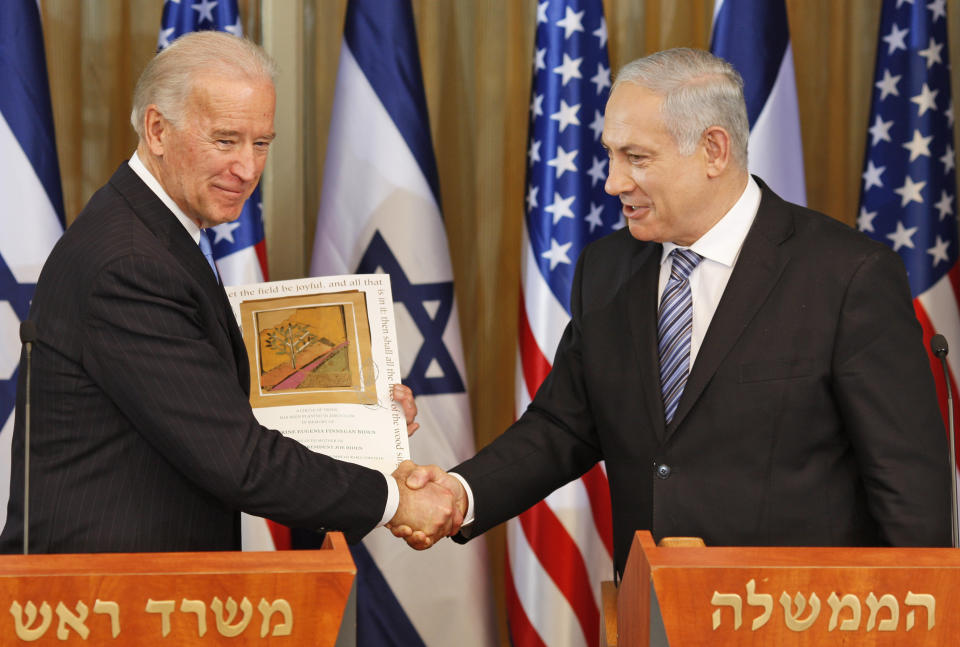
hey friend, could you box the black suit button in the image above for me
[656,464,671,479]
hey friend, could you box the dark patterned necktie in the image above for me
[658,248,703,424]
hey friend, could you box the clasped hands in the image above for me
[387,460,466,550]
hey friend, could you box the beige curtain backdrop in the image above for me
[38,1,960,643]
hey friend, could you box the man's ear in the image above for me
[142,105,168,156]
[701,125,732,178]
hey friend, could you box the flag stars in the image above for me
[945,101,954,127]
[593,17,608,48]
[553,53,583,86]
[934,190,954,220]
[911,83,939,116]
[556,7,585,39]
[875,69,901,100]
[869,115,894,145]
[927,235,950,266]
[528,139,542,165]
[862,160,885,190]
[224,16,242,37]
[547,146,579,178]
[541,238,573,270]
[918,38,944,69]
[550,99,581,132]
[531,93,544,118]
[941,144,956,174]
[211,221,241,244]
[157,26,176,50]
[587,156,607,187]
[883,23,909,55]
[902,129,933,162]
[545,192,576,224]
[894,175,926,206]
[585,202,604,232]
[588,109,604,140]
[536,1,548,24]
[887,221,918,251]
[192,0,218,23]
[526,185,539,211]
[534,48,547,72]
[591,62,611,95]
[927,0,947,22]
[858,207,878,233]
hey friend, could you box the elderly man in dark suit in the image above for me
[398,48,951,574]
[1,31,456,554]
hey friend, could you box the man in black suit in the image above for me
[398,48,951,573]
[0,31,457,554]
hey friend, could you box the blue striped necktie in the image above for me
[198,229,220,282]
[658,248,703,424]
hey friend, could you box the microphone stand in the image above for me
[931,334,958,548]
[19,321,37,556]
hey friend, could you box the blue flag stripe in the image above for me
[343,0,441,205]
[0,1,66,225]
[710,0,789,128]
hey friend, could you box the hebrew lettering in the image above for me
[711,592,742,630]
[827,592,861,631]
[181,599,207,637]
[904,592,936,631]
[93,600,120,638]
[780,591,821,632]
[55,601,89,640]
[9,601,53,641]
[865,592,899,631]
[258,598,293,637]
[211,596,253,637]
[145,599,176,637]
[745,579,772,630]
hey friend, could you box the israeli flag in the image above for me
[0,0,65,531]
[711,0,807,205]
[310,0,496,645]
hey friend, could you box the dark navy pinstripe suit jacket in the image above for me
[0,163,386,553]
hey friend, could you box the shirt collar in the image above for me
[661,175,762,268]
[128,150,203,245]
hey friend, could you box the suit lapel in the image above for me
[626,243,668,441]
[109,163,249,383]
[665,182,795,437]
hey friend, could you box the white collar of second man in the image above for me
[661,175,762,269]
[128,151,203,245]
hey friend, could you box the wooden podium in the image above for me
[603,530,960,646]
[0,531,357,645]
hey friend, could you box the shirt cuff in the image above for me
[379,472,399,527]
[449,472,475,527]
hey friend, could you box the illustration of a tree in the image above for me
[264,322,319,369]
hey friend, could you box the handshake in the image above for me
[387,460,467,550]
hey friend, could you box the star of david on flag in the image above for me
[158,0,268,285]
[0,0,65,532]
[858,0,960,492]
[509,1,619,646]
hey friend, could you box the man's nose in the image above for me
[231,145,259,182]
[604,157,630,196]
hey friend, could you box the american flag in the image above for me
[157,0,281,551]
[509,1,619,645]
[158,0,269,286]
[857,0,959,462]
[0,0,64,533]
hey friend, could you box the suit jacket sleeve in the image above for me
[80,251,386,541]
[831,244,951,546]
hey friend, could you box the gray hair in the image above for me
[130,31,278,138]
[612,48,749,168]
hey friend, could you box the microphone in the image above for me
[930,333,958,548]
[19,321,37,556]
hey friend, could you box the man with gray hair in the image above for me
[400,48,951,575]
[1,31,459,554]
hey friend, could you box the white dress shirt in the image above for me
[127,152,399,528]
